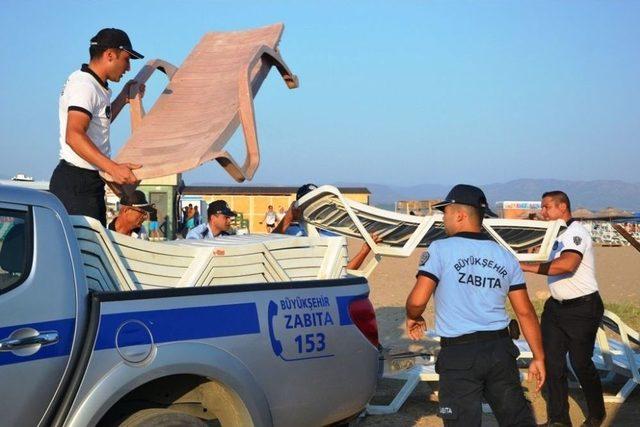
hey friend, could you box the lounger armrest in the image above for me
[100,59,179,189]
[216,45,299,182]
[129,59,179,132]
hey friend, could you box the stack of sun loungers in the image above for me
[70,215,348,292]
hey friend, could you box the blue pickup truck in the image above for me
[0,185,380,426]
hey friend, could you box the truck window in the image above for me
[0,209,31,293]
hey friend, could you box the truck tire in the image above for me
[119,408,207,427]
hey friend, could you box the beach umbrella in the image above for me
[572,208,594,219]
[593,207,633,219]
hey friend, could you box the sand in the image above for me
[347,240,640,426]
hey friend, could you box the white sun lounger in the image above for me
[501,310,639,403]
[296,185,566,277]
[590,310,640,403]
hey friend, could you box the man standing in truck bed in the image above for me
[50,28,145,226]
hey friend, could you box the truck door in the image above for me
[0,203,78,426]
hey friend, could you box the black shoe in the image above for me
[580,417,604,427]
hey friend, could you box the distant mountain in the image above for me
[333,179,640,211]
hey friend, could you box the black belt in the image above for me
[59,160,100,175]
[552,291,599,307]
[440,328,509,347]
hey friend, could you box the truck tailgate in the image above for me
[70,277,378,427]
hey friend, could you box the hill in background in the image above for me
[334,179,640,212]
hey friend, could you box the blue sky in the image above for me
[1,0,638,186]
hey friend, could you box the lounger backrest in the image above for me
[191,242,289,286]
[71,215,208,290]
[107,231,208,289]
[598,310,640,381]
[179,235,349,286]
[70,216,138,292]
[263,236,348,281]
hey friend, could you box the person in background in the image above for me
[185,204,195,230]
[109,191,154,239]
[187,200,236,240]
[148,205,159,239]
[193,206,200,226]
[273,183,381,270]
[260,205,277,233]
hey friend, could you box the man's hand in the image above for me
[108,162,142,185]
[406,316,426,340]
[528,358,546,392]
[124,80,146,102]
[519,261,538,273]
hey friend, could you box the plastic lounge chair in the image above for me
[366,331,440,415]
[105,23,298,184]
[590,310,640,403]
[296,185,566,278]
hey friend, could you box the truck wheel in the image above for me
[119,408,208,427]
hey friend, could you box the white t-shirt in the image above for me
[418,232,526,338]
[59,64,112,170]
[547,219,599,300]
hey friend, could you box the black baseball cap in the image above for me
[120,190,155,213]
[90,28,144,59]
[296,183,318,201]
[207,200,236,218]
[433,184,497,217]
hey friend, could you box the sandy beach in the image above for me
[348,240,640,426]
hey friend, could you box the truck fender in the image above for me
[65,342,272,427]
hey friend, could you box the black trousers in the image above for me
[436,337,536,426]
[49,160,107,226]
[541,293,606,423]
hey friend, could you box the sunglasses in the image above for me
[127,207,149,217]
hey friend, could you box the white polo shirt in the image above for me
[547,219,598,301]
[418,232,526,338]
[59,64,112,170]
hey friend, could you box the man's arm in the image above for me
[272,202,299,234]
[346,233,382,270]
[508,289,546,392]
[519,251,582,276]
[65,111,141,184]
[110,80,145,122]
[405,275,437,340]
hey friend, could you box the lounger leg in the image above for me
[603,379,637,403]
[366,373,422,415]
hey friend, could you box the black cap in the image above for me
[207,200,236,218]
[432,184,497,218]
[296,183,318,201]
[120,190,155,213]
[90,28,144,59]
